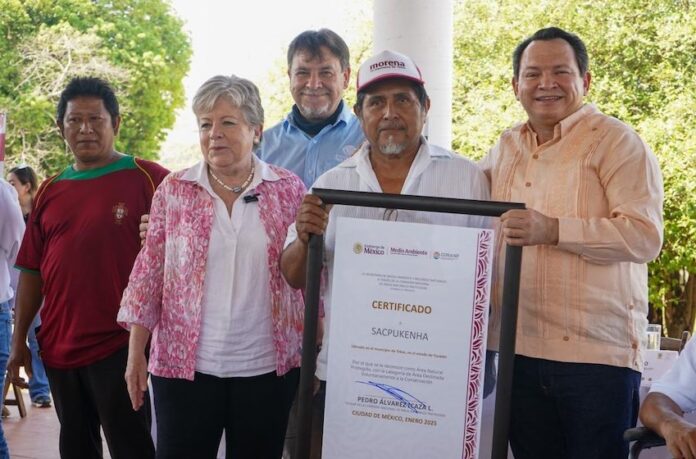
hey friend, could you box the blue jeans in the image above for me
[0,301,12,458]
[509,355,640,459]
[27,314,50,400]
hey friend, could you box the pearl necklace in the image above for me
[208,163,255,193]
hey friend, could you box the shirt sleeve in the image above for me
[556,128,664,264]
[152,163,171,187]
[15,214,44,272]
[477,144,497,185]
[283,174,328,250]
[470,164,493,230]
[117,175,170,331]
[649,338,696,413]
[284,223,299,250]
[0,183,24,265]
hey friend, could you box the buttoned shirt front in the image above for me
[184,160,277,377]
[480,104,664,372]
[286,139,491,380]
[257,102,364,188]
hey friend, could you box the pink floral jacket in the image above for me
[118,162,306,380]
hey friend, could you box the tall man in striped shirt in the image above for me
[8,77,168,459]
[480,27,664,459]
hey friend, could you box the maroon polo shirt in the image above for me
[15,156,169,368]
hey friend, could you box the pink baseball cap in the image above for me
[356,50,425,92]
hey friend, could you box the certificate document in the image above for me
[323,218,494,459]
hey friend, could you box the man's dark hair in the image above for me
[56,77,120,127]
[354,81,429,116]
[287,29,350,71]
[512,27,589,80]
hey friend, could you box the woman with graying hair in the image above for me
[118,75,306,458]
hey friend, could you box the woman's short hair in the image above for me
[192,75,264,128]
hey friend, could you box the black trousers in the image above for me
[45,347,154,459]
[152,368,299,459]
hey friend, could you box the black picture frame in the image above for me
[294,188,524,459]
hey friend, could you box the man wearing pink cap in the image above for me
[281,49,490,457]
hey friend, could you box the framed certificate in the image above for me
[294,189,524,459]
[323,218,493,458]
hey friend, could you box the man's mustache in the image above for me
[378,122,406,131]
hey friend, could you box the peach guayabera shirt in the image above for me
[480,104,664,372]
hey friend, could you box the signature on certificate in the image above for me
[356,380,427,414]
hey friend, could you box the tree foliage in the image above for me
[0,0,191,176]
[452,0,696,334]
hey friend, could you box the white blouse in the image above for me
[191,159,276,377]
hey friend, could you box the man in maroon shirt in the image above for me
[8,77,168,459]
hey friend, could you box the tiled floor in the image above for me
[3,388,111,459]
[3,388,61,459]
